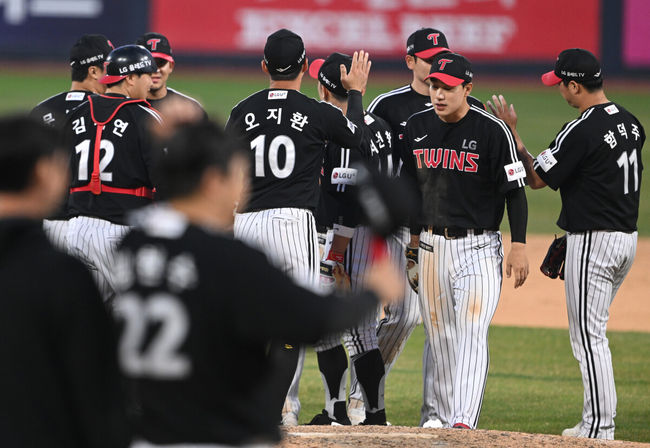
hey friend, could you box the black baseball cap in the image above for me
[263,29,306,76]
[136,32,174,63]
[308,53,351,98]
[541,48,602,86]
[406,28,449,59]
[69,34,114,68]
[426,52,473,87]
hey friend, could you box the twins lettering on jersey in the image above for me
[413,148,479,172]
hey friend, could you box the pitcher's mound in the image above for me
[280,426,648,447]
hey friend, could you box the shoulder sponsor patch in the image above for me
[66,92,86,101]
[331,167,357,185]
[504,161,526,182]
[536,149,558,172]
[364,114,375,125]
[604,104,619,115]
[268,90,288,100]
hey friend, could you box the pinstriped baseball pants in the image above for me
[418,229,503,428]
[565,230,637,440]
[65,216,130,302]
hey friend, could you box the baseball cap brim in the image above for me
[415,47,449,59]
[541,70,562,86]
[151,52,174,63]
[308,58,325,79]
[99,74,127,84]
[425,72,465,87]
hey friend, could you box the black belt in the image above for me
[427,226,484,239]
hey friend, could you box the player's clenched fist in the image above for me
[340,50,371,93]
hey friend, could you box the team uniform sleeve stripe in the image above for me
[138,104,164,124]
[367,85,411,112]
[548,108,594,156]
[470,105,525,187]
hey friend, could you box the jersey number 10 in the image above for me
[250,134,296,178]
[616,149,639,195]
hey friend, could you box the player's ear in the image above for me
[261,60,270,75]
[168,60,175,72]
[405,55,416,70]
[87,65,100,81]
[301,58,309,74]
[464,82,473,96]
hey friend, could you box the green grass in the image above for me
[1,67,649,235]
[296,325,650,443]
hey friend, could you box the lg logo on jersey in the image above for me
[412,148,479,173]
[462,139,477,151]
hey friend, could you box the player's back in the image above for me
[539,102,645,231]
[148,87,207,119]
[64,94,162,224]
[227,88,360,212]
[29,90,91,130]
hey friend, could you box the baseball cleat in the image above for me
[561,422,583,437]
[307,409,351,426]
[359,409,387,426]
[281,413,298,426]
[453,423,471,429]
[347,407,365,426]
[423,418,444,429]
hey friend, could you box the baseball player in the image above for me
[402,52,529,429]
[489,48,645,440]
[0,116,129,448]
[354,27,484,427]
[299,52,394,425]
[112,121,402,446]
[225,29,371,426]
[135,32,207,119]
[29,34,114,250]
[62,44,162,302]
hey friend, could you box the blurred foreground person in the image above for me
[113,121,401,447]
[0,116,129,448]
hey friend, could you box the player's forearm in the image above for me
[345,90,364,128]
[505,187,528,244]
[515,141,546,189]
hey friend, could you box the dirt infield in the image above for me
[280,426,650,447]
[495,235,649,332]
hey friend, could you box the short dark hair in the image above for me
[0,116,62,192]
[269,67,302,81]
[71,63,102,82]
[155,121,246,200]
[562,76,603,93]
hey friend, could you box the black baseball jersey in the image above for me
[114,205,379,445]
[147,87,208,120]
[534,102,645,232]
[225,89,364,212]
[29,90,92,131]
[62,93,163,225]
[0,218,129,448]
[319,111,393,228]
[367,84,484,175]
[403,104,526,229]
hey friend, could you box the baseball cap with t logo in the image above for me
[263,29,306,76]
[406,28,450,59]
[541,48,602,86]
[426,52,473,87]
[136,32,174,63]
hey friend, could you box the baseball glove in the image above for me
[540,234,566,280]
[405,245,419,293]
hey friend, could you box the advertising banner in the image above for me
[151,0,600,61]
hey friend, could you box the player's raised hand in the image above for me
[340,50,371,94]
[487,94,518,131]
[506,242,529,288]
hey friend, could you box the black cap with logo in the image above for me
[406,28,450,59]
[308,52,351,98]
[263,29,306,76]
[541,48,602,86]
[136,32,174,63]
[426,52,473,87]
[69,34,114,68]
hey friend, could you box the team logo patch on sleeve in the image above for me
[504,161,526,181]
[331,167,357,185]
[268,90,288,100]
[605,104,619,115]
[364,114,375,125]
[536,149,558,172]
